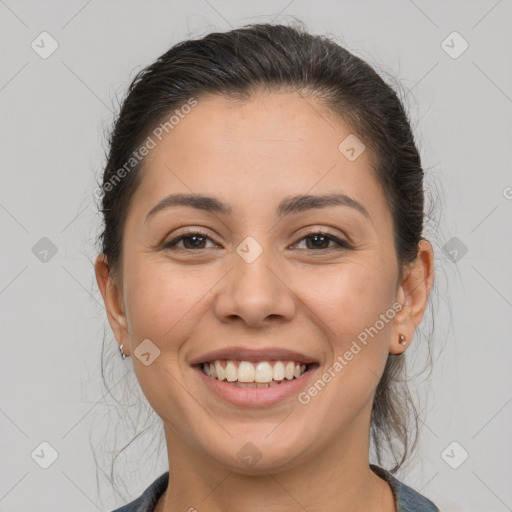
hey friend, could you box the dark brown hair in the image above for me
[96,21,433,486]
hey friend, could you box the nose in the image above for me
[212,243,296,328]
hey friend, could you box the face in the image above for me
[97,91,430,474]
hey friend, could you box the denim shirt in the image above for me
[111,464,440,512]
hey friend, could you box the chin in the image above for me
[205,433,311,475]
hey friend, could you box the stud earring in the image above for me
[119,344,127,360]
[398,334,407,346]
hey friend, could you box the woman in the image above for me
[95,22,438,512]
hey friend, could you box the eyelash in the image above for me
[162,229,351,252]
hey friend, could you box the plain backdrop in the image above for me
[1,1,511,511]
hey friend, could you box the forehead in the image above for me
[130,92,389,224]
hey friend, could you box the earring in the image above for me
[119,344,127,360]
[398,334,407,346]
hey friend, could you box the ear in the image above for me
[390,239,434,355]
[94,254,130,356]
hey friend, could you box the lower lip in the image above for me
[194,365,318,407]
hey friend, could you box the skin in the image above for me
[95,91,434,512]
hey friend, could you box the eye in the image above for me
[292,231,351,251]
[162,229,351,252]
[162,230,218,251]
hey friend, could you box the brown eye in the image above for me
[293,232,351,251]
[163,231,217,251]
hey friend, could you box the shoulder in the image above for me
[370,464,440,512]
[110,472,169,512]
[110,467,440,512]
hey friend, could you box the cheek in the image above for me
[298,260,396,408]
[121,257,213,418]
[288,262,397,446]
[335,266,397,375]
[298,259,396,346]
[122,255,208,345]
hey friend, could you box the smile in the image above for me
[202,360,309,388]
[194,359,319,407]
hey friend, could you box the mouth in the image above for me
[196,359,319,388]
[190,347,320,406]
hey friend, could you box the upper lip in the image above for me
[190,346,319,365]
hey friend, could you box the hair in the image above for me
[95,20,437,499]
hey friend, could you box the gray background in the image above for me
[1,1,511,511]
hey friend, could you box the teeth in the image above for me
[238,361,255,382]
[285,362,295,380]
[202,360,309,383]
[255,362,273,383]
[233,381,279,388]
[214,361,225,380]
[273,361,285,380]
[225,361,237,382]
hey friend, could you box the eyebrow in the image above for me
[146,193,371,221]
